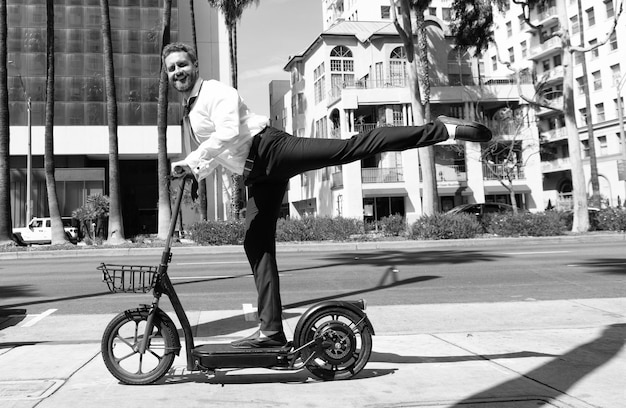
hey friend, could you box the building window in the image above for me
[330,45,354,94]
[521,41,527,58]
[442,7,452,21]
[542,59,551,71]
[611,64,621,85]
[553,54,561,67]
[596,103,605,122]
[574,51,584,65]
[570,15,579,34]
[605,0,614,18]
[506,21,512,37]
[579,107,587,125]
[314,62,325,104]
[491,55,497,71]
[589,39,599,59]
[448,49,473,85]
[598,136,608,155]
[508,47,515,63]
[609,32,618,51]
[428,7,436,16]
[592,70,602,90]
[586,7,595,26]
[576,77,585,94]
[389,46,407,86]
[380,5,390,19]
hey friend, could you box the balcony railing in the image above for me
[338,75,532,92]
[436,164,467,182]
[361,167,404,183]
[482,163,525,180]
[541,127,567,142]
[530,37,562,58]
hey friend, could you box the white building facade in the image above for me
[277,0,548,223]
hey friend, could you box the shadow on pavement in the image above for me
[579,258,626,275]
[282,249,505,274]
[370,350,557,364]
[0,308,27,332]
[448,323,626,407]
[158,367,396,385]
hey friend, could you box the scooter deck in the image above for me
[192,342,293,369]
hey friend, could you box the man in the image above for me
[164,42,492,348]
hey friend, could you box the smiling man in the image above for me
[162,42,492,348]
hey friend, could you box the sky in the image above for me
[236,0,323,115]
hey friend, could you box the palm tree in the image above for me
[44,0,67,245]
[156,0,173,239]
[390,0,438,215]
[207,0,260,219]
[189,0,208,221]
[0,0,13,245]
[100,0,125,244]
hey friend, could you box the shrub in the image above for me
[379,214,407,237]
[485,211,565,237]
[276,217,363,242]
[409,213,482,240]
[189,219,245,245]
[595,207,626,232]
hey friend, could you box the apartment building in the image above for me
[7,0,229,233]
[513,0,626,209]
[277,0,544,223]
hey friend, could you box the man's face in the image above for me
[164,51,198,93]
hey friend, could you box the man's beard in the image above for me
[173,75,195,92]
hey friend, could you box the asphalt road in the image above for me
[1,239,624,317]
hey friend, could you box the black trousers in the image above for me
[243,122,448,333]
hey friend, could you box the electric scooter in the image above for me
[99,176,374,385]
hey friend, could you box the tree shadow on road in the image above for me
[577,258,626,275]
[281,249,505,274]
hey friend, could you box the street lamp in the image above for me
[617,72,626,201]
[8,61,32,225]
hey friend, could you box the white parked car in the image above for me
[13,217,79,245]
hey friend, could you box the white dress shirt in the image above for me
[179,78,268,181]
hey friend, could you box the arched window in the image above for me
[389,46,407,86]
[330,46,354,95]
[447,49,474,85]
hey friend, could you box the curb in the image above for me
[0,232,623,260]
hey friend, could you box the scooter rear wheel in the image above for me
[101,309,177,385]
[296,306,372,380]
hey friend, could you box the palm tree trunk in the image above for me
[44,0,66,244]
[157,0,172,239]
[100,0,125,244]
[0,0,13,244]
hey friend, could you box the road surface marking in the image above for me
[21,309,57,327]
[503,251,570,255]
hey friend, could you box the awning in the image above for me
[437,186,473,196]
[484,184,531,194]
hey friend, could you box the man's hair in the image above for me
[162,42,198,65]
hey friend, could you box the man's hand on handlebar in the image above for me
[171,161,192,178]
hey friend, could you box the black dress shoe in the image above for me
[437,115,492,143]
[231,331,288,349]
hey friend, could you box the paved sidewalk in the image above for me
[1,298,625,407]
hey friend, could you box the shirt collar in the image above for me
[184,77,204,106]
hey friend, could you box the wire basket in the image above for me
[99,263,158,293]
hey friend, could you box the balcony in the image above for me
[529,37,562,60]
[538,65,564,85]
[542,157,571,173]
[435,164,467,182]
[540,127,567,143]
[530,6,558,27]
[361,167,404,183]
[483,163,525,180]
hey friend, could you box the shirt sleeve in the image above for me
[183,82,241,174]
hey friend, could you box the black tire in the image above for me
[295,307,373,380]
[101,309,177,385]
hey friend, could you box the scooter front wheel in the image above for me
[296,306,372,380]
[101,309,177,385]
